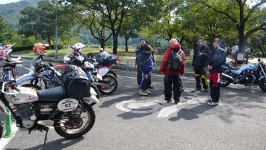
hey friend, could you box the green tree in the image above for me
[68,0,140,54]
[77,11,112,49]
[0,15,14,43]
[191,0,266,51]
[19,0,77,47]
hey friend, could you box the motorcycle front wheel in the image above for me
[98,74,118,95]
[219,78,230,87]
[258,78,266,92]
[54,103,95,138]
[91,83,100,99]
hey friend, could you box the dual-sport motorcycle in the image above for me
[15,55,101,99]
[57,53,118,95]
[0,45,99,148]
[220,58,266,92]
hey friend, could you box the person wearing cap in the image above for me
[139,45,154,96]
[207,38,226,106]
[160,39,186,104]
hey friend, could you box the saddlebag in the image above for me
[61,65,90,99]
[67,79,91,99]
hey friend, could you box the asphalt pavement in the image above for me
[1,61,266,150]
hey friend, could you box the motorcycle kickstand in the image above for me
[42,126,49,150]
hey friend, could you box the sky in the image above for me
[0,0,20,4]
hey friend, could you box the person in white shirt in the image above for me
[231,43,239,57]
[96,48,109,65]
[99,48,109,58]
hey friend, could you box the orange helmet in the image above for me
[33,43,49,55]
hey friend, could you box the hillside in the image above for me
[0,0,38,30]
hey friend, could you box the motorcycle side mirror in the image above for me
[49,62,53,66]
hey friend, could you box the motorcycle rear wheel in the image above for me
[21,84,42,90]
[219,78,230,87]
[54,103,95,138]
[258,78,266,92]
[98,74,118,95]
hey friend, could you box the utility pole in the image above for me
[55,0,59,59]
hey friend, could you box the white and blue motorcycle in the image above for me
[220,58,266,92]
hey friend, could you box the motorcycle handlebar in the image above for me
[1,81,19,95]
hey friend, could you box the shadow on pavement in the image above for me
[99,95,134,108]
[6,136,84,150]
[168,104,214,121]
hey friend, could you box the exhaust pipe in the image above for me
[222,73,238,83]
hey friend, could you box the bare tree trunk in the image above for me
[125,37,129,52]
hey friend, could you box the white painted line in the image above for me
[0,123,19,150]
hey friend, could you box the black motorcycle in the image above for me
[220,59,266,92]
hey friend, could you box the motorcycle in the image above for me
[86,53,118,78]
[55,55,118,95]
[0,61,99,148]
[220,58,266,92]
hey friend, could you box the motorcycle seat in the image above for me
[37,86,66,101]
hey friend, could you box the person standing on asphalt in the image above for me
[192,37,210,92]
[160,39,186,104]
[207,38,226,106]
[139,45,154,96]
[135,39,146,86]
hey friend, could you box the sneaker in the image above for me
[144,90,151,94]
[206,99,212,103]
[207,101,219,106]
[195,88,201,91]
[174,99,180,104]
[204,88,209,92]
[147,86,154,89]
[139,90,148,96]
[166,100,171,103]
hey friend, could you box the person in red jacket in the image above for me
[160,39,186,104]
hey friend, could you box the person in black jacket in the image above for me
[135,39,146,86]
[207,38,226,106]
[139,45,154,96]
[192,37,210,92]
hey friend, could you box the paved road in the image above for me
[1,61,266,150]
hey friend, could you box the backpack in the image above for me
[168,50,183,71]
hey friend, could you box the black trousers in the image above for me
[194,66,208,90]
[137,65,142,85]
[164,75,181,101]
